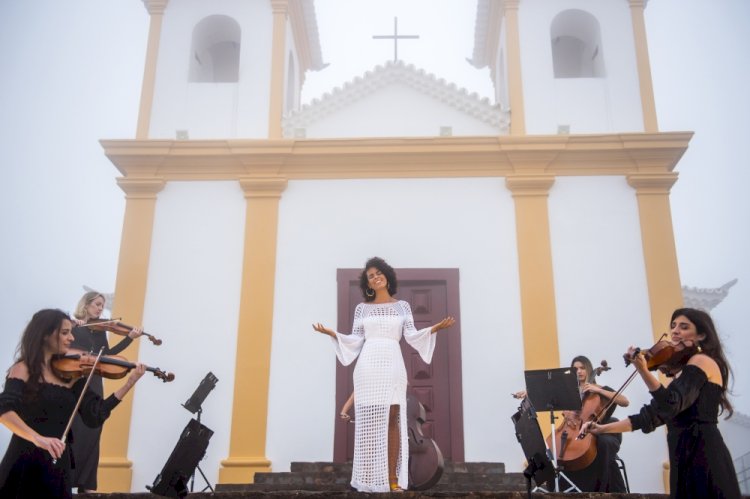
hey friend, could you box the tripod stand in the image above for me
[524,367,583,493]
[189,408,213,492]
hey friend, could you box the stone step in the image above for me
[288,460,506,474]
[218,461,529,494]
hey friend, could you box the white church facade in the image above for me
[94,0,720,494]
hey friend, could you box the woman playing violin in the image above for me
[69,290,143,493]
[0,309,145,498]
[580,308,741,499]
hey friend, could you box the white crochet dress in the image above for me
[331,300,436,492]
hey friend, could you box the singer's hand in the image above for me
[34,434,65,459]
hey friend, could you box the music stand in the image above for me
[147,418,214,498]
[181,372,218,492]
[511,396,555,499]
[524,367,582,493]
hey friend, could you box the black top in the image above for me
[629,364,741,499]
[0,376,120,498]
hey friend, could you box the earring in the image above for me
[366,288,375,297]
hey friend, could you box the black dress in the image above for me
[68,325,132,490]
[0,377,120,498]
[563,385,627,492]
[629,364,741,499]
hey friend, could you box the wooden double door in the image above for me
[333,268,464,463]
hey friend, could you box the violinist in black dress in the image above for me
[69,291,143,492]
[0,309,145,498]
[580,308,741,499]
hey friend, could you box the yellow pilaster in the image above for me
[627,173,683,341]
[628,0,659,133]
[506,174,558,369]
[136,0,169,139]
[99,177,165,492]
[503,0,526,135]
[268,0,289,139]
[218,176,287,483]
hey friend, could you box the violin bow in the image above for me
[53,347,105,464]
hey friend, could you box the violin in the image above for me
[546,360,610,471]
[623,337,700,377]
[406,392,444,490]
[52,352,174,383]
[85,318,163,346]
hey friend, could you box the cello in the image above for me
[545,360,610,471]
[406,392,444,490]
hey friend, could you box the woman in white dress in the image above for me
[313,257,454,492]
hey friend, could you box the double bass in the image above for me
[545,361,610,471]
[406,392,444,490]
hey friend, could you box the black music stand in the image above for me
[524,367,582,493]
[181,372,218,492]
[511,396,555,499]
[147,418,214,498]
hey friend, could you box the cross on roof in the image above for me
[372,17,419,62]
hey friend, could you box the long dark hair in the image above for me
[571,355,595,383]
[359,257,398,302]
[671,307,734,418]
[13,309,71,396]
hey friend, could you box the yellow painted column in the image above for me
[628,0,659,133]
[503,0,526,135]
[219,176,287,483]
[99,177,165,492]
[136,0,169,139]
[505,174,558,369]
[627,173,683,341]
[268,0,289,139]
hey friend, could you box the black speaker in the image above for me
[148,418,214,498]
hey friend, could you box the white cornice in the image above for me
[100,132,692,181]
[470,0,492,68]
[682,279,738,311]
[290,0,325,72]
[283,60,508,137]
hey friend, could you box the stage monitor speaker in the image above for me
[148,418,214,498]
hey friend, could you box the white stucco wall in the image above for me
[149,0,273,139]
[118,174,676,494]
[519,0,644,134]
[549,175,668,493]
[265,177,526,471]
[126,181,246,491]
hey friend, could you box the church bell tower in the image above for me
[138,0,324,140]
[472,0,658,135]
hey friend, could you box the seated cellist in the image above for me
[513,355,629,492]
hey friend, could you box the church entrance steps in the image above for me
[215,460,533,493]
